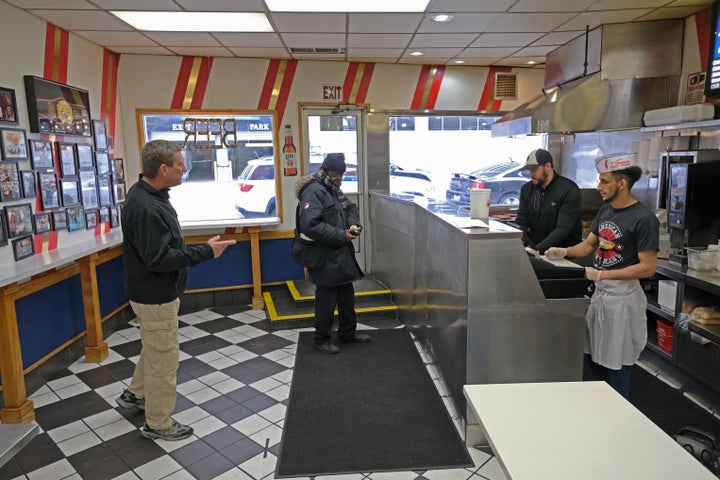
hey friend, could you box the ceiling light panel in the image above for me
[111,11,273,32]
[266,0,431,12]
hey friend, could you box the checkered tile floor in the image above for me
[1,305,506,480]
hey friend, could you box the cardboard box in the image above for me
[658,280,677,314]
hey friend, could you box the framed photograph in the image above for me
[57,142,77,177]
[66,205,85,232]
[92,119,108,151]
[52,210,68,231]
[12,235,34,261]
[4,203,33,238]
[0,210,8,246]
[0,128,28,160]
[38,171,60,209]
[113,182,126,204]
[95,151,110,175]
[29,139,55,170]
[76,143,94,171]
[20,170,37,198]
[112,157,125,182]
[97,174,113,206]
[0,87,19,124]
[60,179,80,206]
[0,161,22,201]
[79,170,98,209]
[85,209,98,229]
[109,206,119,228]
[98,206,110,224]
[33,212,51,234]
[23,76,91,137]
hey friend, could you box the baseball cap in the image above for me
[595,152,637,173]
[523,149,553,170]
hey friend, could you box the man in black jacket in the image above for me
[295,153,369,354]
[116,140,235,441]
[515,149,582,255]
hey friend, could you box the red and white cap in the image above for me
[595,152,637,173]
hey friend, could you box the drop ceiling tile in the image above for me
[557,10,652,30]
[427,0,515,13]
[214,32,284,48]
[176,0,266,11]
[589,0,668,9]
[452,58,504,66]
[226,47,290,59]
[636,6,708,20]
[6,0,95,9]
[667,0,713,6]
[168,46,234,57]
[346,48,405,58]
[483,13,577,32]
[349,13,423,33]
[509,0,597,12]
[143,32,222,47]
[73,31,159,46]
[531,31,585,46]
[109,46,174,55]
[91,0,180,9]
[460,47,522,57]
[398,56,450,65]
[348,34,412,48]
[513,45,557,56]
[410,33,478,48]
[270,13,345,33]
[470,32,543,47]
[494,56,546,66]
[280,33,345,48]
[418,13,499,33]
[26,10,131,30]
[404,47,464,57]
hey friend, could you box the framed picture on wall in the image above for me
[97,174,112,206]
[23,75,91,136]
[85,209,98,229]
[92,119,108,150]
[98,206,110,224]
[60,178,80,206]
[4,203,33,238]
[0,127,28,160]
[29,139,55,170]
[95,151,110,175]
[113,182,126,203]
[20,170,37,198]
[12,235,34,261]
[33,212,51,234]
[109,206,119,228]
[0,161,22,201]
[0,87,18,124]
[76,144,94,171]
[52,210,68,231]
[66,205,84,232]
[112,157,125,182]
[38,171,60,210]
[79,170,98,209]
[0,210,8,246]
[57,142,76,177]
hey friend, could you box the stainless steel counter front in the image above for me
[368,193,589,444]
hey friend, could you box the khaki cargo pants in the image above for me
[127,298,180,431]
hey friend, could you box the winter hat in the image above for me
[321,153,346,173]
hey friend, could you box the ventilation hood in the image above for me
[492,19,683,137]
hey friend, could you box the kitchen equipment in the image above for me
[667,160,720,248]
[673,427,720,472]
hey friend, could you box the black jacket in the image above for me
[515,173,582,254]
[296,176,363,286]
[122,179,213,304]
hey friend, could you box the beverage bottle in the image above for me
[283,124,296,166]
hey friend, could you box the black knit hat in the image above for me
[321,153,346,173]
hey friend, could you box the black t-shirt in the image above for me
[590,201,659,270]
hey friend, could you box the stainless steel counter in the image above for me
[368,193,588,444]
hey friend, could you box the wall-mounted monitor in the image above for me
[23,76,92,137]
[706,2,720,98]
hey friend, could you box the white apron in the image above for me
[585,278,647,370]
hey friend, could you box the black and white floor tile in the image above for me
[0,305,506,480]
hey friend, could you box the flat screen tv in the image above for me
[705,2,720,98]
[23,75,92,137]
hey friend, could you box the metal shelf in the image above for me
[640,118,720,133]
[647,301,676,321]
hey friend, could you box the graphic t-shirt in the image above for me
[590,201,659,270]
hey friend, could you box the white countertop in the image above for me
[464,381,716,480]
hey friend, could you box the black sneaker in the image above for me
[116,389,145,410]
[315,342,340,354]
[339,333,371,343]
[140,419,193,441]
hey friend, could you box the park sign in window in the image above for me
[138,110,281,227]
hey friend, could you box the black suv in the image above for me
[445,161,529,206]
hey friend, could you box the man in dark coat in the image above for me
[295,152,369,354]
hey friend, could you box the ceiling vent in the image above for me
[494,73,518,100]
[289,47,346,54]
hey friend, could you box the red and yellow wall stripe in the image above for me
[171,56,214,110]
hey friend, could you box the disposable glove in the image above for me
[585,267,602,282]
[544,247,567,261]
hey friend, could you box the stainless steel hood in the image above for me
[492,19,683,137]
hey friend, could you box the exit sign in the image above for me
[323,85,342,100]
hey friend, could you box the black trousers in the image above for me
[314,283,357,344]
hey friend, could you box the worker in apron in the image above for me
[545,152,659,397]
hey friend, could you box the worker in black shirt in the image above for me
[515,149,582,255]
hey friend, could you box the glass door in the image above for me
[301,107,366,270]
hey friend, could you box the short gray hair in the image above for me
[141,140,181,178]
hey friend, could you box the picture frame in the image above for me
[0,87,19,124]
[20,170,37,198]
[66,205,85,232]
[29,139,55,170]
[23,75,92,137]
[60,178,80,206]
[75,143,94,171]
[57,142,77,177]
[0,210,8,246]
[112,157,125,182]
[109,205,119,228]
[98,206,110,224]
[79,170,98,209]
[0,127,29,160]
[85,209,98,229]
[4,203,34,238]
[52,210,68,231]
[38,171,60,210]
[12,235,34,261]
[112,182,126,203]
[97,174,113,206]
[33,212,51,234]
[92,119,108,151]
[95,151,110,175]
[0,161,22,201]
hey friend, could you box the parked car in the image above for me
[445,160,530,206]
[235,156,277,217]
[389,163,436,201]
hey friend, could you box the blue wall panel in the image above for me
[262,238,304,283]
[188,242,253,289]
[16,276,85,369]
[97,256,127,317]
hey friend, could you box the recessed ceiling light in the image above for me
[527,60,536,65]
[431,14,454,22]
[454,59,466,64]
[410,51,424,56]
[266,0,430,12]
[111,11,273,32]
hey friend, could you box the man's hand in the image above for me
[585,267,602,282]
[544,247,567,260]
[345,228,358,242]
[208,235,236,258]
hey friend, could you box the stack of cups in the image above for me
[470,188,491,219]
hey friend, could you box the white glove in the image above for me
[544,247,567,261]
[585,267,602,282]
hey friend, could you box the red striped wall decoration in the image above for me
[411,65,446,110]
[478,66,512,112]
[343,62,375,103]
[43,24,69,82]
[101,49,120,140]
[170,57,214,110]
[258,59,298,122]
[32,232,59,254]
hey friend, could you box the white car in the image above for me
[235,157,278,217]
